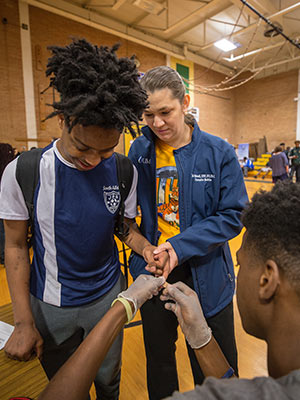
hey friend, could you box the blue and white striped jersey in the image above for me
[0,141,137,307]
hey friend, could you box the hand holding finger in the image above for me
[165,281,196,298]
[145,249,171,279]
[153,242,178,269]
[161,282,211,349]
[118,275,166,318]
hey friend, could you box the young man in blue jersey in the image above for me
[0,39,168,400]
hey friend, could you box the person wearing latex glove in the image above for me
[36,183,300,400]
[38,274,165,400]
[161,281,235,379]
[118,273,166,319]
[160,281,211,349]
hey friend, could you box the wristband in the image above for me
[221,367,235,379]
[111,297,133,324]
[118,293,138,317]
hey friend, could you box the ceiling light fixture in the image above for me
[214,39,237,52]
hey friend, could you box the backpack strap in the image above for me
[114,152,134,241]
[114,152,134,289]
[15,148,43,246]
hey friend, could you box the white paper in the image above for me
[0,320,14,350]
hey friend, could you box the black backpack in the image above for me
[16,149,133,284]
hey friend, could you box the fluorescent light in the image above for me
[214,39,237,52]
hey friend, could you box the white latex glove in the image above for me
[161,281,212,349]
[118,274,165,317]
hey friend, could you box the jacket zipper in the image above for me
[152,143,159,245]
[176,152,187,232]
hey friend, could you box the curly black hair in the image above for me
[241,181,300,292]
[44,38,148,137]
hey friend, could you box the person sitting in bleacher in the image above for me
[241,156,254,177]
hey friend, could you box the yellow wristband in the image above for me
[111,297,133,324]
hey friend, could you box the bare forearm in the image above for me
[5,245,34,324]
[194,336,235,378]
[4,220,34,324]
[123,219,169,273]
[38,301,130,400]
[123,220,152,256]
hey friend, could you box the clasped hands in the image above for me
[142,242,178,279]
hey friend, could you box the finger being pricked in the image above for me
[138,274,165,291]
[161,281,193,299]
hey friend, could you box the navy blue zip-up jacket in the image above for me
[128,123,248,318]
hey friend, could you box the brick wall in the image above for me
[194,64,235,143]
[0,1,299,154]
[234,70,298,151]
[193,66,298,151]
[0,0,26,151]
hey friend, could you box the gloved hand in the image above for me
[118,274,165,318]
[160,281,212,349]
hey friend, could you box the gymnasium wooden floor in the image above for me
[0,178,272,400]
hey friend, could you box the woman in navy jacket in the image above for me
[128,66,248,400]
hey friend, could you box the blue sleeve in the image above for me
[168,151,248,264]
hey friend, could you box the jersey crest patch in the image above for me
[104,190,120,214]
